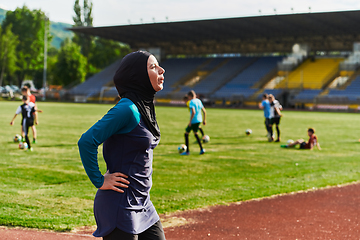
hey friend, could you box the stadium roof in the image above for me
[70,10,360,55]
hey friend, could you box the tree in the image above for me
[89,38,131,69]
[53,39,87,86]
[72,0,93,58]
[2,5,51,86]
[0,24,18,87]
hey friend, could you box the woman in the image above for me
[78,51,165,240]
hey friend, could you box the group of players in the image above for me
[9,86,40,151]
[259,93,321,150]
[8,86,320,152]
[181,90,321,154]
[259,93,282,142]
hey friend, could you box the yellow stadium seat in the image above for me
[275,58,343,89]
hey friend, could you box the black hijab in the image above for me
[113,51,160,139]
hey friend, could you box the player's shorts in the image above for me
[270,117,281,125]
[21,119,34,127]
[299,142,307,149]
[186,122,201,133]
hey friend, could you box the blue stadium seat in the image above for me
[68,58,123,97]
[293,89,322,101]
[213,56,281,99]
[327,75,360,101]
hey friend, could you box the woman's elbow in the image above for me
[78,133,86,148]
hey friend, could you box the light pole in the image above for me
[42,16,49,101]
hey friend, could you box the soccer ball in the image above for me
[13,134,22,143]
[19,142,28,149]
[287,139,294,146]
[178,144,187,154]
[202,135,210,143]
[245,129,252,135]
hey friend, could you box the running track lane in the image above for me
[1,183,360,239]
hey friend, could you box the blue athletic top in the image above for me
[78,98,160,236]
[261,99,271,118]
[189,98,204,124]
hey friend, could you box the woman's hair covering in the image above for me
[113,51,161,139]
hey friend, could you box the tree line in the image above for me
[0,0,131,89]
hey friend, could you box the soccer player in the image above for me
[258,93,273,141]
[281,128,321,150]
[268,94,283,142]
[183,95,205,138]
[21,86,41,143]
[182,90,206,155]
[10,95,38,151]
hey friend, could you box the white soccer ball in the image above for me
[13,134,22,143]
[19,142,28,149]
[245,129,252,135]
[178,144,187,154]
[202,135,210,143]
[287,139,294,146]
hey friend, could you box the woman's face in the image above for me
[147,55,165,92]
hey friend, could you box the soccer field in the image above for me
[1,101,360,231]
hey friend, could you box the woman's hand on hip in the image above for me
[100,170,130,193]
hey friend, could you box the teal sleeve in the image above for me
[78,99,140,188]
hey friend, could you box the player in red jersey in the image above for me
[281,128,321,150]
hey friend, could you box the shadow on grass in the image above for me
[40,144,77,148]
[335,140,360,144]
[158,142,184,146]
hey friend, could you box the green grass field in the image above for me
[1,101,360,231]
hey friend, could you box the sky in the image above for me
[0,0,359,26]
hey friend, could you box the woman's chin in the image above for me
[155,85,163,92]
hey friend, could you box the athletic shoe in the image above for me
[280,145,288,148]
[200,149,206,155]
[32,139,37,144]
[180,152,189,155]
[275,138,280,142]
[26,147,33,152]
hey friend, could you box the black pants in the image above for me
[22,119,32,149]
[265,118,272,136]
[103,221,166,240]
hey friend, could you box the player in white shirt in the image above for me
[10,95,38,151]
[268,94,282,142]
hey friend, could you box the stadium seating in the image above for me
[155,58,208,97]
[189,57,254,96]
[68,58,122,98]
[275,58,343,89]
[213,56,282,98]
[68,55,354,106]
[292,89,322,102]
[326,75,360,101]
[256,89,284,100]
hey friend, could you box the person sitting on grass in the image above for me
[281,128,321,150]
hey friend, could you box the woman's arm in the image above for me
[78,100,140,190]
